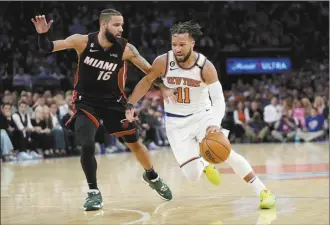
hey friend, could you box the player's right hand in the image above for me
[125,103,138,122]
[31,15,53,34]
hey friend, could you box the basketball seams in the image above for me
[206,136,231,154]
[205,140,224,162]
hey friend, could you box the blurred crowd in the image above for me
[0,1,329,162]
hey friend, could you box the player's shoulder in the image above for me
[152,53,168,67]
[155,53,168,62]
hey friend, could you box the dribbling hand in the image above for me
[31,15,53,34]
[206,125,221,134]
[125,103,138,122]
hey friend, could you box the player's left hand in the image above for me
[206,125,221,134]
[125,103,138,122]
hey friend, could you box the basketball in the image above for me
[200,132,232,164]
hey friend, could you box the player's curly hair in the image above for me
[99,9,122,21]
[170,21,203,40]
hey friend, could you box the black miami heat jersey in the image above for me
[73,32,128,110]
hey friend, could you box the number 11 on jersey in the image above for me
[177,87,190,103]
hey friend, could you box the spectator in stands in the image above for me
[249,101,264,120]
[31,107,54,157]
[32,96,46,111]
[153,108,168,146]
[2,92,17,114]
[264,97,282,129]
[271,111,297,142]
[233,101,250,141]
[297,107,325,142]
[49,102,66,155]
[12,100,42,160]
[292,99,306,128]
[245,111,270,143]
[301,98,312,117]
[0,103,16,162]
[59,92,72,119]
[138,99,159,150]
[20,93,34,118]
[313,96,325,115]
[282,99,293,116]
[61,104,80,155]
[42,106,56,157]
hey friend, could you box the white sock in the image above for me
[88,189,99,194]
[248,176,266,196]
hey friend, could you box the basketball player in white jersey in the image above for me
[126,21,276,209]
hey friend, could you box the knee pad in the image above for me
[181,159,204,182]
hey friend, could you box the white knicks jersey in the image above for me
[162,50,212,116]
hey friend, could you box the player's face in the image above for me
[103,15,124,42]
[171,33,195,63]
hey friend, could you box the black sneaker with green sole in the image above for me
[84,190,103,211]
[142,172,172,201]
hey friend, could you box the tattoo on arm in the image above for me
[127,43,151,73]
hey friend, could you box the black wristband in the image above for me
[125,103,134,110]
[38,33,54,52]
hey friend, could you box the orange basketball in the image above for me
[200,132,232,164]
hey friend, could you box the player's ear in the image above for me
[191,40,195,48]
[100,20,106,28]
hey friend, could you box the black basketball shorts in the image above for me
[66,101,138,143]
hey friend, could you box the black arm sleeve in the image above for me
[38,33,54,52]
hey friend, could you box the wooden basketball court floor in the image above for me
[1,142,329,225]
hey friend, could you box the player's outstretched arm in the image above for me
[124,43,177,102]
[125,55,166,122]
[31,15,86,53]
[202,60,226,134]
[124,43,164,85]
[128,55,166,105]
[124,43,152,74]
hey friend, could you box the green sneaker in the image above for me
[142,172,172,201]
[84,189,103,211]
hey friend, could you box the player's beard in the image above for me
[104,28,117,43]
[175,48,192,63]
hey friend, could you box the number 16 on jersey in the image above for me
[97,71,112,80]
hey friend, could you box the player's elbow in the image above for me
[144,75,155,87]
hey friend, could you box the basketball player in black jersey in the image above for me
[31,9,173,211]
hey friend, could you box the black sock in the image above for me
[145,167,158,180]
[80,148,98,190]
